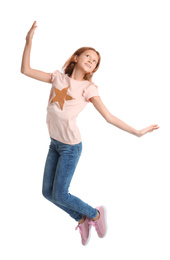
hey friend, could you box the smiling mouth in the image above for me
[85,63,91,68]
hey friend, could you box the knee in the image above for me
[42,187,52,201]
[52,191,66,206]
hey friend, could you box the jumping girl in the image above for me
[21,21,159,246]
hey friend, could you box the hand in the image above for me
[137,124,160,137]
[26,21,38,42]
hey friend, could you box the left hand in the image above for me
[137,124,160,137]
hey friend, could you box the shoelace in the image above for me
[88,220,100,233]
[75,224,83,237]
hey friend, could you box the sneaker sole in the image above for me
[96,205,107,238]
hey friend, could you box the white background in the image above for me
[1,0,170,259]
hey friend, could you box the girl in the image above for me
[21,21,159,246]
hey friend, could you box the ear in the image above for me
[73,55,78,62]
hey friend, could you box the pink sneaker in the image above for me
[88,206,106,238]
[75,217,90,245]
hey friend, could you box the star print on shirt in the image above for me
[50,85,75,110]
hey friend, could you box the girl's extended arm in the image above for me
[21,21,51,83]
[90,96,159,137]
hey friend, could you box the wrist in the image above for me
[134,129,140,137]
[26,38,32,45]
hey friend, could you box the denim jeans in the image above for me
[42,137,98,222]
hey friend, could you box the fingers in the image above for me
[32,21,37,29]
[144,125,159,135]
[152,124,160,129]
[149,124,160,132]
[152,124,159,128]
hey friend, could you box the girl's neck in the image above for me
[70,69,86,81]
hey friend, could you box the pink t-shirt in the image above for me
[46,70,100,144]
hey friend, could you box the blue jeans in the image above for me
[42,137,98,222]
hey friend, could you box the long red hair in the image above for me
[62,47,101,82]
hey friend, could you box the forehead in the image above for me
[82,50,99,60]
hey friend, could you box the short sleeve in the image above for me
[51,70,60,83]
[83,83,100,102]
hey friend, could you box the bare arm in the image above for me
[89,96,159,137]
[20,21,51,83]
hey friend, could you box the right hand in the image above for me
[136,124,160,137]
[26,21,38,42]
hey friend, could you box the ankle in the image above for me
[78,215,86,224]
[92,211,100,221]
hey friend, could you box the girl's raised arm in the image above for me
[89,96,159,137]
[21,21,51,83]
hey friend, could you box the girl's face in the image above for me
[74,50,99,74]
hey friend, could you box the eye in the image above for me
[86,54,97,64]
